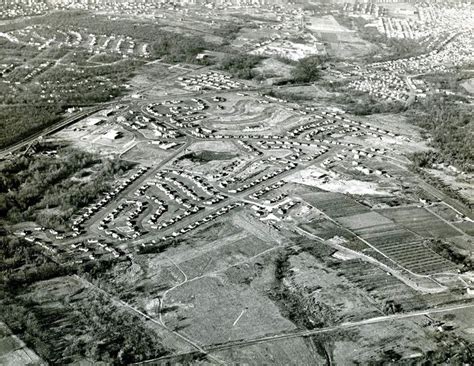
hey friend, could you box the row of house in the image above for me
[227,163,297,194]
[6,24,150,58]
[178,72,248,91]
[249,180,286,200]
[71,166,149,233]
[162,202,246,240]
[0,0,49,18]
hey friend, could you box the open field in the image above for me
[163,275,296,345]
[306,15,376,58]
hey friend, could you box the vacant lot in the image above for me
[163,275,296,345]
[213,337,326,365]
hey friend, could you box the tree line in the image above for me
[0,144,132,228]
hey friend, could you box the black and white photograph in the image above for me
[0,0,473,365]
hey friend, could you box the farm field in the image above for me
[377,206,462,239]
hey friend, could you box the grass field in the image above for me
[213,337,327,365]
[163,275,296,345]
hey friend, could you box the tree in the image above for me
[291,56,323,83]
[220,54,263,79]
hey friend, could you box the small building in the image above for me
[103,129,122,140]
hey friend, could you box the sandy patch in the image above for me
[286,167,390,195]
[461,78,474,94]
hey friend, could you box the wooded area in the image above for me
[409,97,473,172]
[0,144,132,228]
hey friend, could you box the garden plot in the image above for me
[336,211,414,244]
[337,211,394,231]
[337,211,457,275]
[301,191,371,218]
[380,241,458,275]
[335,259,429,312]
[299,219,368,252]
[428,203,466,223]
[377,206,461,239]
[343,217,419,247]
[303,202,459,276]
[454,222,474,236]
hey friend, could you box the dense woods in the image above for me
[409,97,473,172]
[220,54,263,79]
[0,225,164,365]
[0,287,168,364]
[0,144,132,228]
[290,55,324,83]
[334,91,407,115]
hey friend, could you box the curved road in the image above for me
[132,301,474,365]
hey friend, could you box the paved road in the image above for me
[73,275,226,365]
[416,179,473,221]
[0,104,111,158]
[131,146,335,244]
[132,301,474,364]
[84,139,192,239]
[383,156,472,220]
